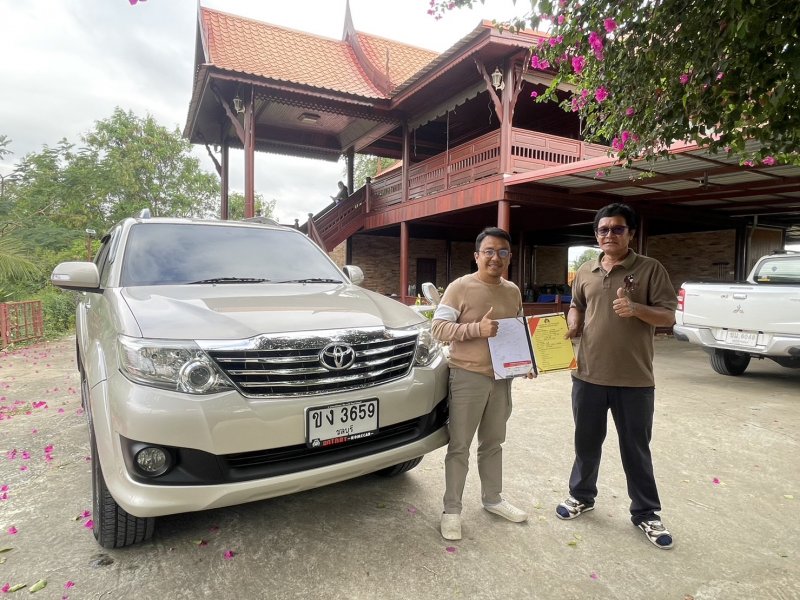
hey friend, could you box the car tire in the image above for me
[710,349,751,376]
[377,457,423,477]
[90,426,155,548]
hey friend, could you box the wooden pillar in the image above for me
[244,87,255,218]
[401,123,410,203]
[499,62,513,175]
[400,221,409,303]
[498,200,511,232]
[220,141,229,220]
[636,215,648,255]
[346,147,355,194]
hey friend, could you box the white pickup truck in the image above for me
[673,251,800,375]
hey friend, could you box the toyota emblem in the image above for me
[319,343,356,370]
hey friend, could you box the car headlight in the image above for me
[117,335,233,394]
[410,321,441,367]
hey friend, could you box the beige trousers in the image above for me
[443,367,512,514]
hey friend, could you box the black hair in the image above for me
[475,227,511,251]
[593,203,638,232]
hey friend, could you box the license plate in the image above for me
[725,330,758,347]
[306,399,379,448]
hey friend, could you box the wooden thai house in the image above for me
[184,5,800,309]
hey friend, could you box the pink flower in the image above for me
[19,465,28,472]
[81,510,91,519]
[57,408,65,414]
[588,31,604,60]
[716,71,724,80]
[7,526,18,535]
[0,485,7,492]
[558,14,565,25]
[743,160,755,167]
[712,477,721,484]
[21,451,30,460]
[625,106,635,117]
[530,55,550,70]
[548,35,563,47]
[84,519,94,529]
[2,583,10,593]
[590,571,600,580]
[223,550,236,560]
[762,156,776,166]
[595,170,606,178]
[595,86,609,103]
[530,91,538,98]
[445,546,457,553]
[64,582,75,589]
[44,445,54,454]
[611,137,625,152]
[572,55,586,74]
[621,130,631,144]
[679,73,690,85]
[603,18,617,33]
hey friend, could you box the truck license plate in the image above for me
[306,399,379,448]
[725,330,758,347]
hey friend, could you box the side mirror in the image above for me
[421,282,441,306]
[343,265,364,286]
[51,262,101,293]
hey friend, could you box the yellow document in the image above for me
[526,313,577,373]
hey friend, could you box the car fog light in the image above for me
[135,447,169,476]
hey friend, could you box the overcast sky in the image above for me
[0,0,525,226]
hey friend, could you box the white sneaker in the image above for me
[440,513,462,540]
[483,499,528,523]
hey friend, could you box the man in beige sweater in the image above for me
[432,227,533,541]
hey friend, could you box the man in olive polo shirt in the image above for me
[556,203,678,550]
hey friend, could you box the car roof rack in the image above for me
[137,208,152,219]
[242,216,281,226]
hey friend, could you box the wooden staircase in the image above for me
[309,186,367,251]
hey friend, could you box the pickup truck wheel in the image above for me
[90,427,155,548]
[377,457,423,477]
[710,349,751,376]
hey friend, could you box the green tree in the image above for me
[432,1,800,166]
[570,248,600,271]
[352,154,398,189]
[227,193,277,221]
[0,134,11,159]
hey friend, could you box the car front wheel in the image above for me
[90,427,155,548]
[377,457,423,477]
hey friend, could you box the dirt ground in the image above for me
[1,335,798,600]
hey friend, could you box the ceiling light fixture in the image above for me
[298,112,321,124]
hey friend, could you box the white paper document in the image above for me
[487,317,535,380]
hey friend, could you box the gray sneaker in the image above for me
[440,513,462,540]
[483,499,528,523]
[638,519,674,549]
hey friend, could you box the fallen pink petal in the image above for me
[713,477,721,484]
[7,526,18,535]
[81,510,91,519]
[590,571,599,580]
[64,581,75,589]
[19,465,28,472]
[84,520,94,529]
[2,583,11,593]
[445,546,457,554]
[223,550,235,560]
[407,506,418,515]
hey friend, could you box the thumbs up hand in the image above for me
[479,307,499,337]
[613,286,637,318]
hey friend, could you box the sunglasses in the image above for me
[596,225,629,236]
[477,249,510,258]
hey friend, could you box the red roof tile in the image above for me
[201,8,437,99]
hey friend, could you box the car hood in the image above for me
[120,283,424,340]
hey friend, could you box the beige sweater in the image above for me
[431,273,523,378]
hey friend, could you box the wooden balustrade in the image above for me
[0,300,44,348]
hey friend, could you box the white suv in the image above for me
[51,215,448,548]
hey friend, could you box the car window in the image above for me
[119,223,343,286]
[753,256,800,284]
[95,228,118,288]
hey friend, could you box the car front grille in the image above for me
[204,327,418,397]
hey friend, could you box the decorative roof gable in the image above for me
[200,7,437,100]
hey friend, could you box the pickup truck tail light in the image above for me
[676,288,685,312]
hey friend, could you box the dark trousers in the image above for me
[568,378,662,525]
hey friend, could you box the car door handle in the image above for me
[732,293,747,299]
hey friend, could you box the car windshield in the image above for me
[753,256,800,284]
[119,223,344,286]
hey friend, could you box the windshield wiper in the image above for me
[189,277,270,284]
[275,278,342,284]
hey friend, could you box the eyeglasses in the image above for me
[595,225,629,236]
[477,248,511,258]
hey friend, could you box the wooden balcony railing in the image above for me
[369,128,607,209]
[0,300,44,348]
[310,128,607,250]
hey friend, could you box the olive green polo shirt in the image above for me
[571,250,677,387]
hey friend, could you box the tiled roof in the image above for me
[200,8,438,99]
